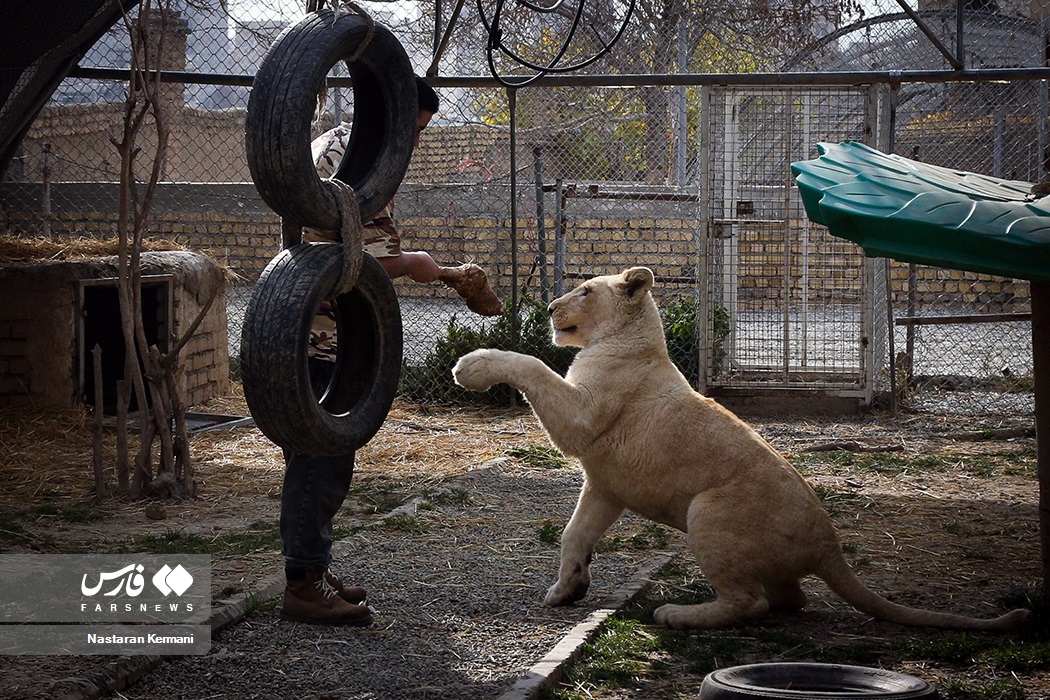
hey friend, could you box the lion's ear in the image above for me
[620,267,655,298]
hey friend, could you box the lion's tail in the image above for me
[817,555,1029,632]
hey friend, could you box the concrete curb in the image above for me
[496,550,678,700]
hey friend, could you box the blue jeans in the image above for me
[280,359,355,569]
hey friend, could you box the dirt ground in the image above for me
[0,388,1044,698]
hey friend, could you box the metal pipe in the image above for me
[782,89,793,380]
[892,0,963,69]
[41,142,52,238]
[1029,281,1050,600]
[696,85,713,393]
[533,146,548,302]
[554,178,566,297]
[432,67,1050,86]
[674,17,688,185]
[427,0,467,78]
[68,66,1050,88]
[508,87,519,360]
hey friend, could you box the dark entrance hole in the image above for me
[79,276,172,415]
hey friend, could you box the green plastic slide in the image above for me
[791,141,1050,282]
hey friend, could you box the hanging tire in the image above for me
[699,663,938,699]
[245,9,417,229]
[240,243,402,456]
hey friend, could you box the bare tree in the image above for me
[471,0,864,182]
[93,0,216,500]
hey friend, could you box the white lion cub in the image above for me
[453,266,1028,631]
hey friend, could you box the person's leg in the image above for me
[280,449,354,573]
[379,250,441,283]
[279,449,371,625]
[278,359,371,625]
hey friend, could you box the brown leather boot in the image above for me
[438,263,502,316]
[324,569,367,604]
[280,567,373,626]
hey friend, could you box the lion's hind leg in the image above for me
[651,575,802,629]
[652,492,774,629]
[653,580,770,629]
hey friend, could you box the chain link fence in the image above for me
[0,0,1041,416]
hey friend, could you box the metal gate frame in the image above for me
[696,83,895,408]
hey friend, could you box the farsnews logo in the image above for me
[81,563,194,598]
[152,564,194,596]
[0,553,208,629]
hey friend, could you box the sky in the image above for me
[228,0,419,22]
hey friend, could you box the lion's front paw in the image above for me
[544,578,590,607]
[452,349,504,392]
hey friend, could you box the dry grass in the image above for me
[0,387,551,557]
[1,395,1037,598]
[0,233,188,263]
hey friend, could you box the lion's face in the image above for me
[547,267,656,348]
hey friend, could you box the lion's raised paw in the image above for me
[452,349,503,392]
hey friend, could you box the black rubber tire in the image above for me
[245,9,417,229]
[699,663,938,699]
[240,243,402,456]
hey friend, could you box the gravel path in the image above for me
[36,459,680,700]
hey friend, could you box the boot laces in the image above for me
[314,576,340,600]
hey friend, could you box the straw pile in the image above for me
[0,388,552,555]
[0,233,187,263]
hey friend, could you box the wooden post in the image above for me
[1030,281,1050,599]
[91,344,105,498]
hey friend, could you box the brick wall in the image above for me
[0,181,1030,314]
[0,314,32,407]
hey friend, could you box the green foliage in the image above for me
[661,296,701,384]
[566,617,663,687]
[425,487,473,507]
[938,678,1026,700]
[896,632,992,664]
[596,523,674,553]
[0,500,109,548]
[399,289,577,406]
[345,477,407,516]
[983,641,1050,671]
[383,515,426,533]
[471,23,775,183]
[811,484,868,517]
[894,601,1050,669]
[555,517,1039,700]
[113,521,281,556]
[538,520,563,545]
[0,512,53,549]
[661,297,731,385]
[243,591,280,616]
[793,450,1036,479]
